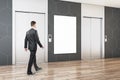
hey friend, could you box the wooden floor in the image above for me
[0,58,120,80]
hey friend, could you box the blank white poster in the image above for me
[54,15,76,54]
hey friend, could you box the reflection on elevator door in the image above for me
[82,17,102,60]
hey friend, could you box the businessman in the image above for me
[24,21,43,75]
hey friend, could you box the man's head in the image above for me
[31,21,36,28]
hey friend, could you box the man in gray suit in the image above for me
[24,21,43,75]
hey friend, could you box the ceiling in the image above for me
[61,0,120,8]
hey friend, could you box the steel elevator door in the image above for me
[15,12,45,64]
[82,17,102,60]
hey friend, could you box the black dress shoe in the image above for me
[36,67,42,71]
[27,72,35,75]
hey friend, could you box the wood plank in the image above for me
[0,58,120,80]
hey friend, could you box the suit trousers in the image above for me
[27,50,38,73]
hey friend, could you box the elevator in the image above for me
[81,17,102,60]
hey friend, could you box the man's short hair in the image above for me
[31,21,36,26]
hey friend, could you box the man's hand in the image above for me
[25,48,28,52]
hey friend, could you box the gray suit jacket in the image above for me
[24,28,43,51]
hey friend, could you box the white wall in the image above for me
[81,4,104,18]
[81,4,105,59]
[13,0,47,13]
[12,0,48,64]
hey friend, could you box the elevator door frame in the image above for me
[13,11,48,64]
[82,16,103,60]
